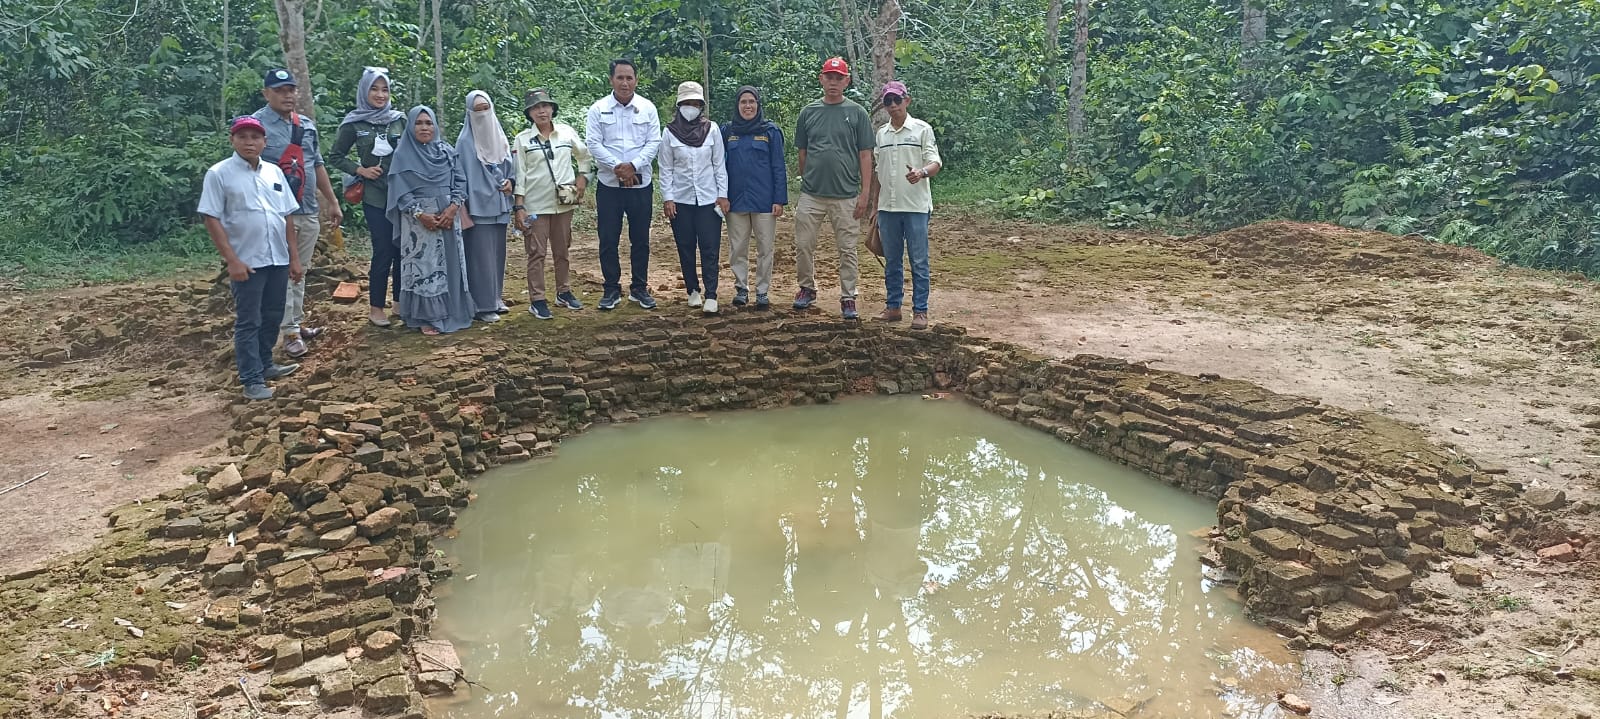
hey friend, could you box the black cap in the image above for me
[263,68,297,88]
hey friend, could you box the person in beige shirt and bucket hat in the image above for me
[513,88,593,319]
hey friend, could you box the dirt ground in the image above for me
[1,211,1596,719]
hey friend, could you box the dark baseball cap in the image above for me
[263,68,297,88]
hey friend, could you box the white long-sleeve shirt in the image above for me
[584,93,661,188]
[657,123,728,206]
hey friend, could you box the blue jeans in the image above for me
[596,183,653,295]
[230,264,289,386]
[670,203,723,299]
[877,211,930,313]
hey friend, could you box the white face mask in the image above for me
[372,133,394,157]
[679,105,701,122]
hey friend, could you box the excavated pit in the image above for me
[427,396,1299,718]
[3,310,1545,718]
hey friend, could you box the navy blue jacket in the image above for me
[724,125,788,213]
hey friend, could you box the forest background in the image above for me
[0,0,1595,286]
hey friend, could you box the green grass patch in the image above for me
[0,226,217,290]
[933,169,1026,216]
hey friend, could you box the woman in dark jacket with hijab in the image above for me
[723,86,787,309]
[386,105,476,335]
[329,67,407,326]
[456,90,515,322]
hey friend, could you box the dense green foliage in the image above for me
[1,0,1596,281]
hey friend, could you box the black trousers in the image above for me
[670,203,723,299]
[595,183,653,295]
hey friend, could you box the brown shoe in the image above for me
[875,307,903,322]
[911,312,929,330]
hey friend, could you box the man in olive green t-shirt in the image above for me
[792,56,875,319]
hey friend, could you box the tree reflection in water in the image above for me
[431,398,1294,719]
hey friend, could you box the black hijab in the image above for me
[726,86,776,136]
[666,104,711,147]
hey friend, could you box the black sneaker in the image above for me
[529,300,553,320]
[755,294,770,310]
[733,289,749,306]
[841,299,859,320]
[793,287,817,309]
[555,291,583,310]
[628,288,657,310]
[598,291,622,311]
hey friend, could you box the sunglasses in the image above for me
[883,94,905,106]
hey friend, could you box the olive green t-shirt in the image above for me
[794,98,874,198]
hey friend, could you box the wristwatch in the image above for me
[512,204,525,212]
[919,168,929,178]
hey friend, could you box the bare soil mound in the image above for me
[1185,221,1494,278]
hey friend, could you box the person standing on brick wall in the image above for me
[791,57,874,320]
[197,116,304,401]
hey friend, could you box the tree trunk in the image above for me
[1043,0,1063,100]
[221,0,230,126]
[839,0,867,80]
[272,0,315,118]
[432,0,445,109]
[864,0,900,125]
[416,0,427,103]
[700,19,711,101]
[1067,0,1088,162]
[1241,0,1267,56]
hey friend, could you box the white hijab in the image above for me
[463,90,510,166]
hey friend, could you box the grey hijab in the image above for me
[341,67,405,127]
[385,105,457,226]
[455,90,514,221]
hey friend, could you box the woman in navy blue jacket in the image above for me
[723,86,788,309]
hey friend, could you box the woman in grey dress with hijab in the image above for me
[385,105,477,335]
[456,90,515,322]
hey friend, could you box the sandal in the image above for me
[420,326,441,336]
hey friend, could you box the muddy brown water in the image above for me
[428,396,1298,718]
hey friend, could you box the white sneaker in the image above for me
[703,299,719,314]
[687,291,703,308]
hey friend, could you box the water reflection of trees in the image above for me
[438,406,1258,719]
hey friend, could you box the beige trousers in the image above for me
[280,213,320,337]
[727,212,776,297]
[524,211,574,302]
[792,193,860,300]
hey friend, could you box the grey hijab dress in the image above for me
[385,105,476,334]
[456,90,515,315]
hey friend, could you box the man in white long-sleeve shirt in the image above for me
[585,59,662,310]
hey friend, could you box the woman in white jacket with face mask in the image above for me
[657,81,730,314]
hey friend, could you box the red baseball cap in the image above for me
[229,116,266,135]
[820,57,849,76]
